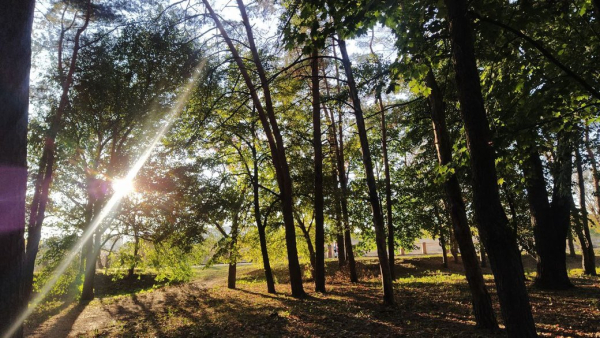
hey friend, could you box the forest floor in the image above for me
[24,255,599,337]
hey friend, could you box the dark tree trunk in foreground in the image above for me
[443,1,537,336]
[0,2,34,337]
[426,68,498,330]
[204,0,305,297]
[575,144,597,275]
[378,97,395,280]
[338,37,394,304]
[312,49,325,293]
[522,141,572,289]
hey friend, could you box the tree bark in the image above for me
[521,141,572,289]
[0,1,34,336]
[426,68,498,329]
[203,0,305,297]
[338,37,393,304]
[228,211,240,289]
[251,128,276,293]
[378,97,395,280]
[311,49,325,293]
[575,143,597,275]
[443,1,537,335]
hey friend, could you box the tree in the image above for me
[202,0,306,298]
[443,0,537,336]
[0,2,35,337]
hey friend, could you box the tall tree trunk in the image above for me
[443,1,537,336]
[425,68,498,329]
[251,128,276,293]
[575,143,597,275]
[521,142,572,289]
[203,0,305,297]
[24,0,91,302]
[322,57,357,281]
[440,235,449,268]
[584,125,600,215]
[338,37,393,304]
[0,2,34,336]
[378,97,395,279]
[81,229,100,301]
[311,49,325,293]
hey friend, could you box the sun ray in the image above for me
[3,59,207,338]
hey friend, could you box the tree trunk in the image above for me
[0,2,34,336]
[251,129,276,293]
[426,68,498,329]
[568,231,577,258]
[378,97,395,280]
[81,230,99,301]
[311,49,325,293]
[480,248,488,268]
[521,142,572,289]
[338,37,393,304]
[204,0,305,297]
[128,233,140,278]
[443,1,537,335]
[575,143,597,275]
[450,234,459,263]
[322,67,356,280]
[298,218,316,274]
[584,125,600,216]
[24,0,91,302]
[440,235,449,268]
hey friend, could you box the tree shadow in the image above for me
[27,302,87,337]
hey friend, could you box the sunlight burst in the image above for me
[112,177,135,196]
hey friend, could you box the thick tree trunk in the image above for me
[378,97,395,279]
[338,38,393,304]
[312,49,325,293]
[204,0,305,297]
[426,68,498,329]
[522,142,572,289]
[443,1,537,336]
[0,2,34,336]
[575,144,597,275]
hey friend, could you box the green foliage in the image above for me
[34,234,83,300]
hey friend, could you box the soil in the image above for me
[24,255,600,337]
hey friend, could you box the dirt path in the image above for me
[26,276,223,338]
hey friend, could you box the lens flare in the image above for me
[3,60,206,338]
